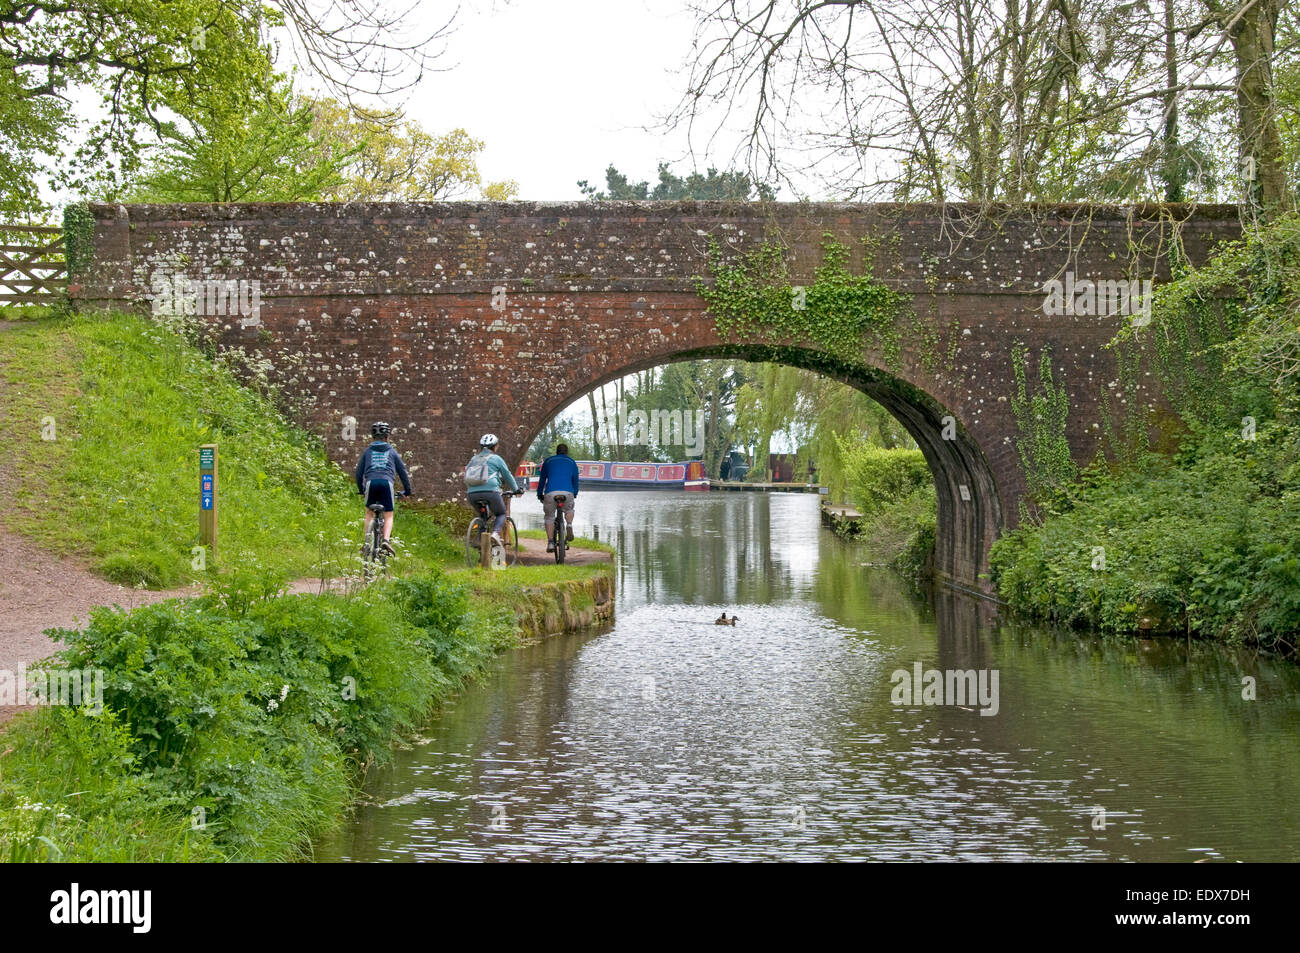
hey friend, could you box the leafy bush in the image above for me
[0,567,506,861]
[839,443,932,517]
[991,433,1300,649]
[889,495,937,578]
[834,440,937,576]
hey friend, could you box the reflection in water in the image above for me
[317,491,1300,862]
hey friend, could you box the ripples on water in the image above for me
[316,491,1300,862]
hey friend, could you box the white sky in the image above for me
[381,0,726,200]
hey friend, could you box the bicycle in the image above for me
[361,489,408,581]
[550,493,570,564]
[361,503,388,581]
[465,489,523,569]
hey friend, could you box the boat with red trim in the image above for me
[516,459,709,491]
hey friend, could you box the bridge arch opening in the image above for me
[511,345,1002,591]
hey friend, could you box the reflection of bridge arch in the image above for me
[74,201,1241,590]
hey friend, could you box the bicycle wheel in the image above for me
[554,515,567,564]
[366,520,385,581]
[465,517,486,568]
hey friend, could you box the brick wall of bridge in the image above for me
[71,201,1241,590]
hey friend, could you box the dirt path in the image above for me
[0,529,202,674]
[516,536,613,566]
[0,528,204,724]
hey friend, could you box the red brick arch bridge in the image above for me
[73,201,1239,592]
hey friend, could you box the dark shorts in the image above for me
[363,478,395,512]
[466,489,506,517]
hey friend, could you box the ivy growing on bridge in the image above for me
[1010,343,1077,520]
[697,233,909,370]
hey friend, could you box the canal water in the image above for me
[317,490,1300,862]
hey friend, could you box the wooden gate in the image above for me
[0,224,65,303]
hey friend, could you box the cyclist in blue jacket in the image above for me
[536,443,580,552]
[354,422,412,555]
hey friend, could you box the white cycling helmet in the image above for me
[479,433,499,447]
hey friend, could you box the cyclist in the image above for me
[536,442,579,553]
[465,433,521,547]
[354,421,412,555]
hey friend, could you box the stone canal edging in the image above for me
[510,573,615,640]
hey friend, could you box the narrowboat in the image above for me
[516,459,709,491]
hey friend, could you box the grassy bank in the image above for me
[0,311,459,586]
[0,310,613,860]
[990,437,1300,652]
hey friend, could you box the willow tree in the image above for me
[734,364,802,480]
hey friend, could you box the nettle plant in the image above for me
[697,233,908,367]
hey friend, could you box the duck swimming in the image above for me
[714,613,739,626]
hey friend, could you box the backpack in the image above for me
[464,453,492,486]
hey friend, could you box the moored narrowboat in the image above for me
[516,459,709,491]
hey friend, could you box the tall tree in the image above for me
[307,101,519,201]
[579,162,774,200]
[125,80,351,202]
[0,0,450,217]
[672,0,1295,216]
[734,364,802,479]
[1204,0,1294,217]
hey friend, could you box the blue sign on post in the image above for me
[199,444,217,555]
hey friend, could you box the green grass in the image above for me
[0,303,65,321]
[463,561,610,591]
[0,312,458,586]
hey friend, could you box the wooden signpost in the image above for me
[199,444,217,557]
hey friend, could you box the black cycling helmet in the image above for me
[372,421,391,437]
